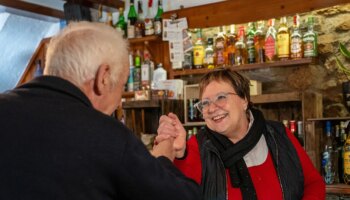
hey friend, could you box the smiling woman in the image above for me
[156,68,326,200]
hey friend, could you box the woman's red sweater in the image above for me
[174,128,325,200]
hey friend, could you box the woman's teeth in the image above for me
[212,114,227,121]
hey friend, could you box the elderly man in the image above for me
[0,22,201,200]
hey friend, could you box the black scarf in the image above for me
[205,108,266,200]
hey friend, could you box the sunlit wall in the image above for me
[0,11,59,93]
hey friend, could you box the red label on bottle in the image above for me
[265,35,276,60]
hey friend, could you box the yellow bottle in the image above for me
[277,17,290,60]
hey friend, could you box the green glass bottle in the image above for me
[154,0,163,36]
[246,22,257,63]
[127,0,138,39]
[303,16,318,59]
[115,8,127,37]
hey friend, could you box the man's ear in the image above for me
[94,64,110,96]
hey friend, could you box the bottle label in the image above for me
[265,35,276,61]
[141,64,150,86]
[344,150,350,174]
[303,35,317,57]
[154,21,162,35]
[247,39,256,63]
[216,50,225,65]
[277,33,290,58]
[127,21,135,39]
[291,37,303,59]
[204,52,214,65]
[322,151,335,184]
[144,19,154,35]
[193,46,204,66]
[133,68,141,90]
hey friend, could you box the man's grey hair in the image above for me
[44,21,129,87]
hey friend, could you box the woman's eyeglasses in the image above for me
[194,92,237,113]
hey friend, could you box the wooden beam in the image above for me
[163,0,350,28]
[84,0,124,9]
[65,0,124,9]
[0,0,64,19]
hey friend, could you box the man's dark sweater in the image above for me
[0,76,201,200]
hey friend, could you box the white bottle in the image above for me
[152,63,167,89]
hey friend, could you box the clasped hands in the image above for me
[151,113,187,161]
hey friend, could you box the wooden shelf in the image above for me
[307,117,350,121]
[170,58,313,77]
[122,100,161,109]
[326,184,350,195]
[251,92,301,104]
[128,35,160,44]
[122,91,135,99]
[183,122,206,127]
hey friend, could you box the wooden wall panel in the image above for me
[163,0,350,28]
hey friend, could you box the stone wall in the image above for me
[194,3,350,117]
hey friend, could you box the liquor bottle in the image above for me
[255,21,266,63]
[246,22,256,64]
[303,16,318,60]
[226,25,237,66]
[127,0,138,39]
[265,19,277,62]
[154,0,163,36]
[290,14,303,59]
[289,120,297,139]
[141,41,153,87]
[214,26,227,67]
[188,98,195,122]
[344,131,350,184]
[204,38,215,69]
[127,54,134,92]
[335,124,344,183]
[115,8,127,37]
[341,121,347,147]
[193,29,205,69]
[106,12,113,27]
[135,1,145,38]
[322,121,336,184]
[277,17,290,60]
[144,0,154,36]
[297,121,304,146]
[133,49,142,91]
[235,25,247,65]
[152,63,167,89]
[183,50,193,69]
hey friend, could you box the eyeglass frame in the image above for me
[194,92,238,113]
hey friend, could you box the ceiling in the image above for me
[0,0,124,19]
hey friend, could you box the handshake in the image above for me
[151,113,187,161]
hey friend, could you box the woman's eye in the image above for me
[217,95,227,101]
[201,101,210,107]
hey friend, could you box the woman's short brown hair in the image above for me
[198,68,252,109]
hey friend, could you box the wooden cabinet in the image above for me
[159,0,350,195]
[306,117,350,195]
[122,99,183,137]
[18,38,50,86]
